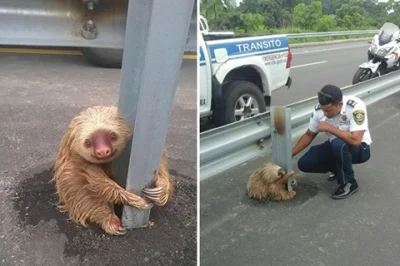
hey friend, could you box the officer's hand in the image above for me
[318,121,331,132]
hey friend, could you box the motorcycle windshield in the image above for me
[378,22,400,45]
[379,31,393,45]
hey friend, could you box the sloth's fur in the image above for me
[51,105,173,235]
[247,162,297,201]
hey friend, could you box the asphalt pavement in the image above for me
[0,52,197,265]
[200,91,400,266]
[272,40,370,106]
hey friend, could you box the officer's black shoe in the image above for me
[328,173,336,181]
[331,182,359,199]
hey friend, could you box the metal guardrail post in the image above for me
[271,106,293,191]
[112,0,195,229]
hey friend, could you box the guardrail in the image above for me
[200,72,400,181]
[0,0,197,68]
[0,0,197,52]
[287,30,379,39]
[203,29,379,41]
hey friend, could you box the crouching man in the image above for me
[292,84,372,199]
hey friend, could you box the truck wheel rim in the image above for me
[234,94,259,121]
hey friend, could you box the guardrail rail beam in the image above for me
[0,0,197,52]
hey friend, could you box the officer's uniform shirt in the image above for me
[308,95,372,145]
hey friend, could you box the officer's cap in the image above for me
[318,84,342,106]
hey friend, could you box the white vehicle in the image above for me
[199,27,293,127]
[353,22,400,84]
[199,15,235,37]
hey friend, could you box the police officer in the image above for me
[291,84,372,199]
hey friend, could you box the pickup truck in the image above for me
[199,15,235,38]
[199,27,293,127]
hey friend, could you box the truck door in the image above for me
[199,35,212,116]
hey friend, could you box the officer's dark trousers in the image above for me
[298,138,371,185]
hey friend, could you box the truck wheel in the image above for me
[81,48,122,68]
[214,80,267,126]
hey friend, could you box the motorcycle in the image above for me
[352,22,400,85]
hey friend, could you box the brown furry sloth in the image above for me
[51,105,173,235]
[247,162,297,201]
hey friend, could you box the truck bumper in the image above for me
[286,76,292,89]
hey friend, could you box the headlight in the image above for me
[376,48,389,57]
[370,44,378,54]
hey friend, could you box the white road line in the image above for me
[292,44,369,55]
[291,61,327,69]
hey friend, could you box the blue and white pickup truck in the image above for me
[199,26,293,127]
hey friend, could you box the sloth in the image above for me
[247,162,297,201]
[51,105,173,235]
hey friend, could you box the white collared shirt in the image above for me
[308,95,372,145]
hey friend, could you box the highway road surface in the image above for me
[199,40,400,265]
[0,50,197,266]
[200,91,400,266]
[273,40,371,105]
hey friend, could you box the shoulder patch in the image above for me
[347,99,357,108]
[352,110,365,125]
[314,103,321,110]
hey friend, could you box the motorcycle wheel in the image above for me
[352,68,379,85]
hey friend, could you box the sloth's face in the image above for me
[277,167,285,178]
[80,129,122,164]
[269,167,285,182]
[269,164,286,181]
[70,106,133,164]
[261,163,286,182]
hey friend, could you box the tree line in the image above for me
[200,0,400,34]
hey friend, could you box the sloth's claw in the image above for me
[115,227,127,235]
[143,195,159,201]
[142,187,163,199]
[143,187,163,194]
[103,215,128,236]
[142,186,168,206]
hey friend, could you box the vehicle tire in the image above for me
[213,80,267,126]
[352,68,378,85]
[81,48,122,68]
